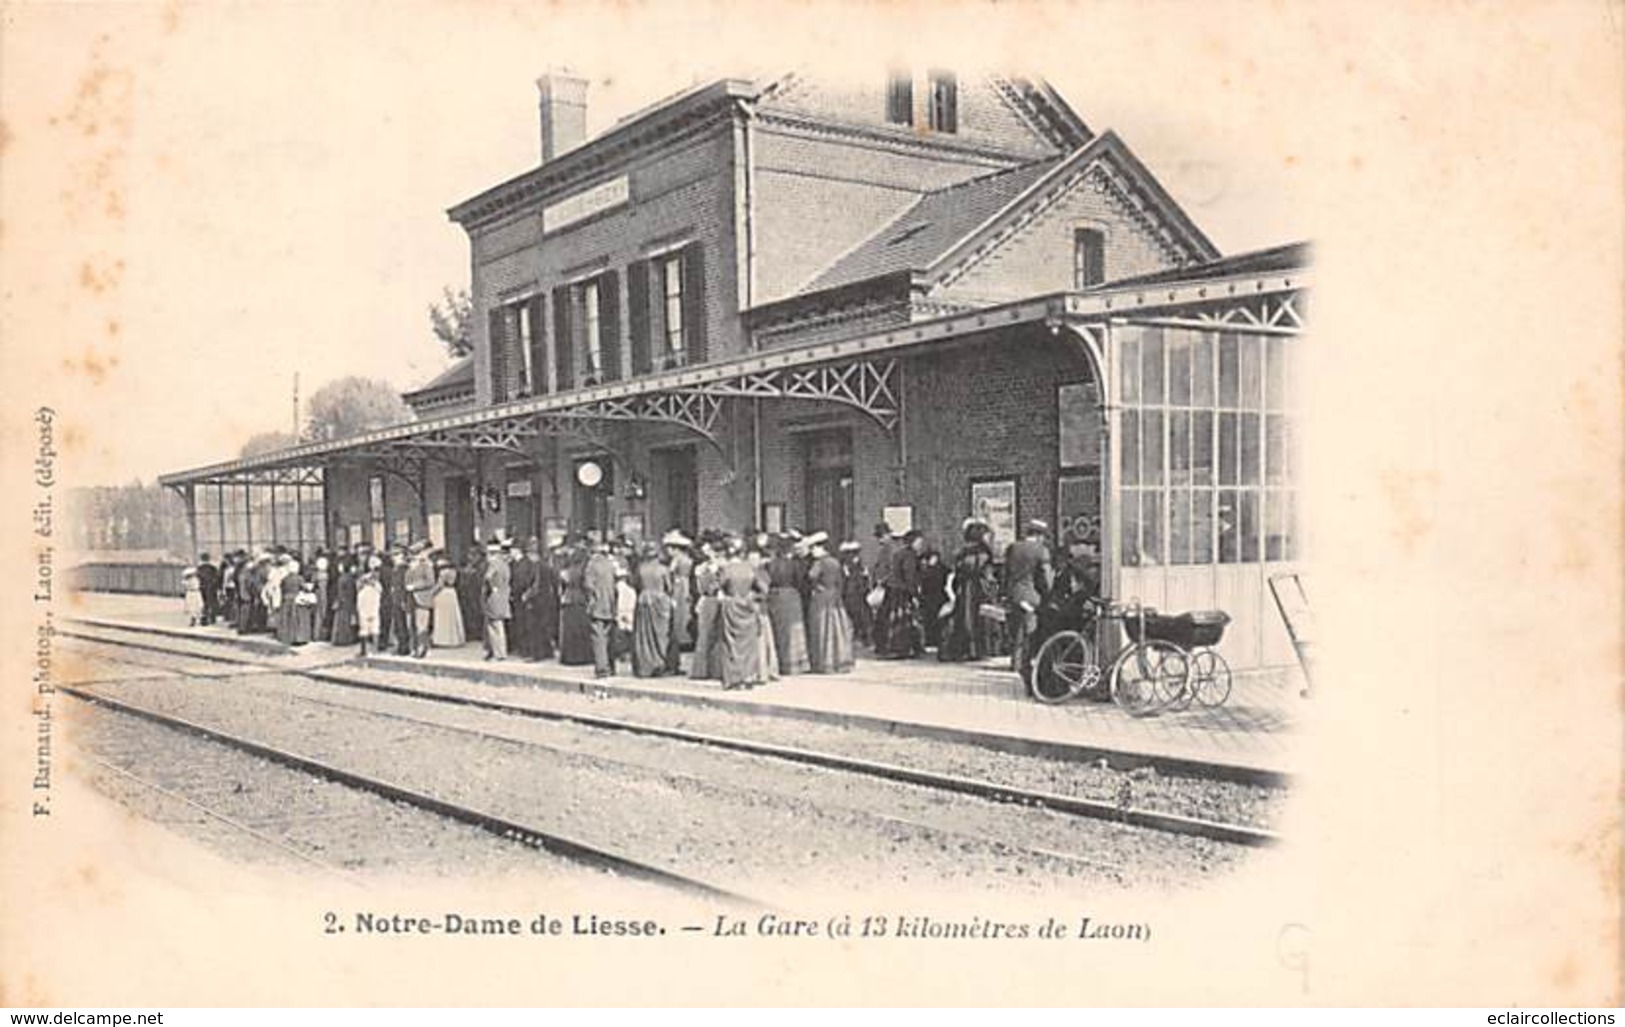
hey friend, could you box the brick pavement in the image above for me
[65,591,1305,779]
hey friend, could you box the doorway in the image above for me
[652,445,698,537]
[803,429,854,540]
[444,475,474,554]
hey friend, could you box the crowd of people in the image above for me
[179,514,1102,691]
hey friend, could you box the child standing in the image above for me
[356,557,383,657]
[181,566,203,627]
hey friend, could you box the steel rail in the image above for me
[60,683,759,905]
[64,625,1278,848]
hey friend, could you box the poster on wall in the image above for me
[969,479,1018,557]
[618,512,645,543]
[393,519,410,545]
[348,523,364,551]
[427,513,445,549]
[882,504,913,536]
[543,517,567,551]
[761,502,785,535]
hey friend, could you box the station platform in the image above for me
[63,591,1306,783]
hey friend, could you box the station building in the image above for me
[160,69,1309,670]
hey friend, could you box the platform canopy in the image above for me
[158,252,1309,491]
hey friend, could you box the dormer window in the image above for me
[886,70,914,125]
[928,70,958,133]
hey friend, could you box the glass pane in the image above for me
[1167,330,1192,406]
[1119,334,1140,406]
[1142,409,1164,487]
[1238,489,1260,564]
[1170,487,1192,565]
[1141,489,1163,566]
[1121,410,1140,486]
[1266,489,1290,561]
[1240,334,1264,410]
[1121,490,1141,567]
[1192,489,1214,563]
[1219,334,1240,408]
[1241,412,1261,485]
[1266,336,1287,411]
[1169,410,1192,485]
[1218,411,1238,485]
[1057,382,1100,468]
[1141,328,1165,406]
[1266,414,1289,485]
[1217,489,1239,563]
[1192,333,1215,407]
[1192,410,1215,486]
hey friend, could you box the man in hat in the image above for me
[584,537,619,677]
[508,536,538,659]
[518,537,559,661]
[482,537,512,661]
[403,539,437,658]
[1004,519,1053,681]
[662,530,694,674]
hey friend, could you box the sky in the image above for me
[2,2,1315,487]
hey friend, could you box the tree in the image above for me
[429,286,474,358]
[240,431,301,458]
[302,376,412,442]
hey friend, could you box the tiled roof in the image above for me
[802,157,1064,295]
[403,355,475,398]
[1091,241,1311,289]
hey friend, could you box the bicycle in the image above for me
[1029,598,1232,715]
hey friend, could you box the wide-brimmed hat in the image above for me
[837,540,862,553]
[661,530,693,548]
[409,539,432,553]
[1023,519,1050,536]
[802,530,829,550]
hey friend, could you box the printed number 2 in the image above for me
[324,912,340,935]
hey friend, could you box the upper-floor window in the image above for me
[1074,228,1106,289]
[886,70,914,125]
[661,253,685,369]
[928,71,958,133]
[580,279,603,384]
[516,299,537,395]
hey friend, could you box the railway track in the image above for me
[60,621,1280,866]
[64,677,762,904]
[62,620,1282,848]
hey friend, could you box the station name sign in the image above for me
[542,175,630,234]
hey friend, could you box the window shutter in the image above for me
[501,304,522,399]
[682,243,707,364]
[528,294,548,394]
[598,270,621,382]
[488,307,508,402]
[552,285,573,392]
[627,259,652,376]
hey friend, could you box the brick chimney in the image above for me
[536,71,589,163]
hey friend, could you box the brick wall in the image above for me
[466,125,742,405]
[934,161,1189,304]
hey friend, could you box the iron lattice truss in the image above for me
[1100,288,1307,337]
[673,359,900,433]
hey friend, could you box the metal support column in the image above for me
[183,485,198,560]
[1098,322,1124,664]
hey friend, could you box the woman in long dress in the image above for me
[939,521,998,662]
[275,561,304,645]
[331,558,359,647]
[805,537,855,673]
[432,562,466,647]
[313,553,332,641]
[291,579,317,646]
[688,541,724,682]
[457,546,485,643]
[763,537,810,676]
[558,544,594,665]
[630,547,673,678]
[717,548,767,690]
[875,530,924,658]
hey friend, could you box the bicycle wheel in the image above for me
[1031,630,1099,704]
[1111,641,1190,717]
[1190,648,1232,707]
